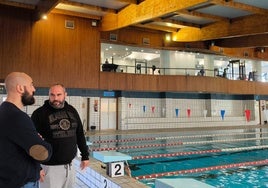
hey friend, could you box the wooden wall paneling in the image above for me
[61,17,78,85]
[210,46,268,61]
[31,15,55,86]
[128,74,160,91]
[0,6,3,78]
[99,72,127,90]
[255,49,268,59]
[132,74,149,91]
[113,73,127,90]
[76,16,100,89]
[148,75,159,91]
[50,14,81,86]
[101,0,208,32]
[0,8,101,88]
[0,6,32,78]
[31,13,100,88]
[165,75,187,92]
[125,74,134,91]
[227,80,243,94]
[174,13,268,42]
[32,14,71,86]
[215,34,268,49]
[99,72,109,89]
[2,6,268,95]
[164,41,208,51]
[156,75,168,91]
[101,27,164,48]
[99,73,135,91]
[227,80,255,94]
[244,81,256,94]
[255,82,268,95]
[99,72,268,95]
[204,77,228,93]
[186,76,207,92]
[0,10,2,78]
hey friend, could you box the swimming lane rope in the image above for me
[92,137,156,144]
[91,131,268,144]
[134,159,268,180]
[90,141,183,151]
[90,137,268,152]
[132,145,268,160]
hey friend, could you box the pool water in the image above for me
[136,149,268,187]
[88,128,268,188]
[140,165,268,188]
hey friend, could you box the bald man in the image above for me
[0,72,52,188]
[31,84,89,188]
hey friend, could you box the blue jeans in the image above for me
[20,181,39,188]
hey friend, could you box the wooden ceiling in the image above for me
[1,0,268,48]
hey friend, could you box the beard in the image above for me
[49,100,65,109]
[21,89,35,106]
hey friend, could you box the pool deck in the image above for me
[75,156,147,188]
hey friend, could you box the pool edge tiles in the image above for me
[155,178,215,188]
[75,157,148,188]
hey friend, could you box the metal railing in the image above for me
[101,64,265,82]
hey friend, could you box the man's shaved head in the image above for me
[5,72,31,94]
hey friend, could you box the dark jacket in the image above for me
[31,100,89,165]
[0,102,52,188]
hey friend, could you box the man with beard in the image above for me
[31,84,89,188]
[0,72,52,188]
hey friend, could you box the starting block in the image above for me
[93,151,132,177]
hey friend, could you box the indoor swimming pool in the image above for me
[88,127,268,188]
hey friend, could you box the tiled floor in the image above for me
[75,177,89,188]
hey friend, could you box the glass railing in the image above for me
[101,64,265,82]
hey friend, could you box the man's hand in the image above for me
[39,169,45,182]
[80,160,89,170]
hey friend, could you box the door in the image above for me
[100,98,117,130]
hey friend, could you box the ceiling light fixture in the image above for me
[165,34,171,41]
[41,14,47,20]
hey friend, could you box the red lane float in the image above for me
[90,142,183,151]
[132,145,268,160]
[93,137,156,144]
[91,131,268,144]
[134,159,268,180]
[132,149,222,160]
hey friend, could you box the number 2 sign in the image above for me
[108,162,124,177]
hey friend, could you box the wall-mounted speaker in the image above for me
[91,20,97,27]
[65,20,74,29]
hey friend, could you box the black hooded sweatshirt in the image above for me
[31,100,89,165]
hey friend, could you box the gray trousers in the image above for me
[40,163,75,188]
